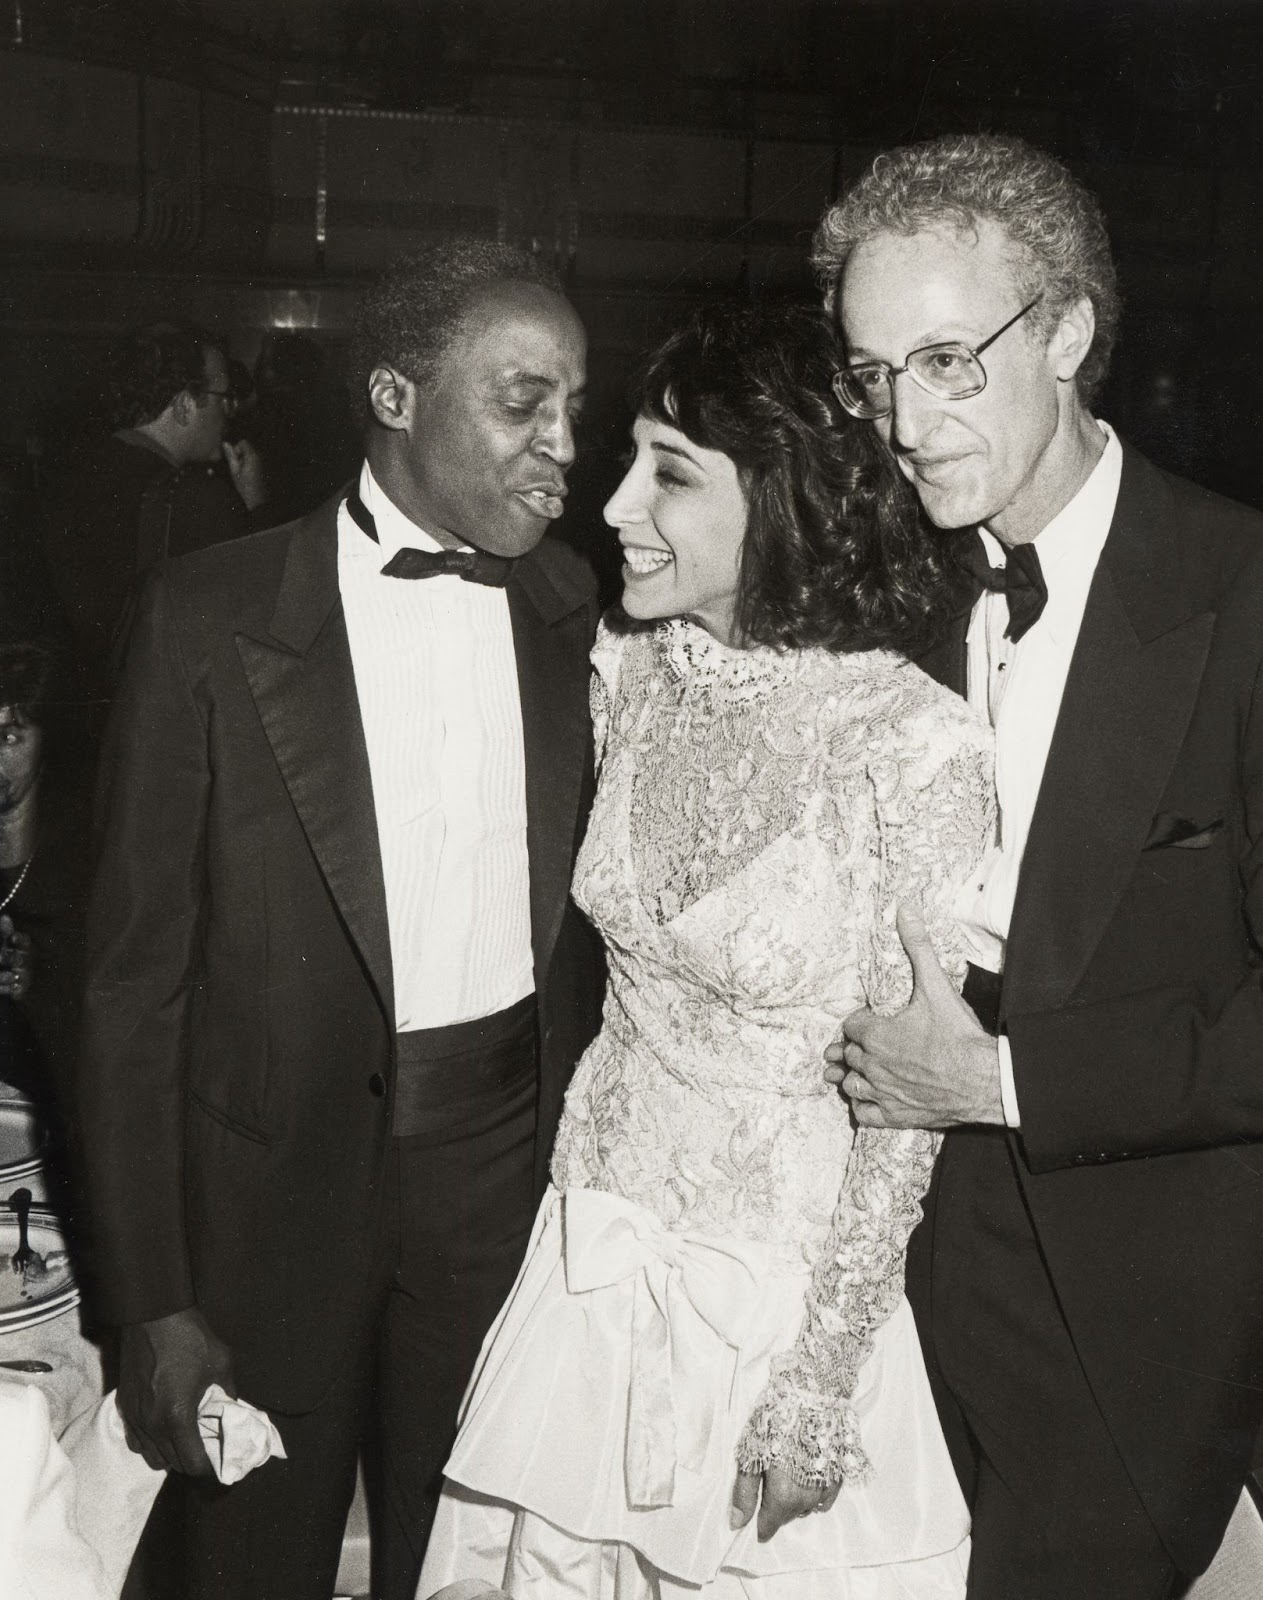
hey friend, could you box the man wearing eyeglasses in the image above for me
[818,133,1263,1598]
[43,324,269,716]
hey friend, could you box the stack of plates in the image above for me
[0,1092,78,1333]
[0,1098,47,1187]
[0,1204,78,1332]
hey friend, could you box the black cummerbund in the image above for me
[962,963,1004,1039]
[392,992,537,1138]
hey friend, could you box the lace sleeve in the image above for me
[736,700,994,1489]
[861,725,995,1012]
[589,617,625,775]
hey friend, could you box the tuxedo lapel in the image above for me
[508,550,592,995]
[1004,450,1216,1017]
[235,497,395,1026]
[917,605,970,698]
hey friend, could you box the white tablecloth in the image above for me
[1,1302,286,1599]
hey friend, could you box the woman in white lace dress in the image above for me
[419,305,994,1600]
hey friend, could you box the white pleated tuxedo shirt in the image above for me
[953,422,1124,1124]
[337,463,533,1031]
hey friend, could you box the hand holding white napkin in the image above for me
[195,1382,287,1484]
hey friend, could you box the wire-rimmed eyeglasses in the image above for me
[832,295,1043,421]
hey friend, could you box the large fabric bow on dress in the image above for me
[562,1187,763,1509]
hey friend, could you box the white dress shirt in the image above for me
[338,463,533,1030]
[954,422,1124,1123]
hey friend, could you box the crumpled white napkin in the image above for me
[194,1382,287,1485]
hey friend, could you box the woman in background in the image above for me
[420,304,993,1600]
[0,636,69,1096]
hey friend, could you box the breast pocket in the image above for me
[1141,812,1225,852]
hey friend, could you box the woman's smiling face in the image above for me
[604,414,749,646]
[0,706,41,815]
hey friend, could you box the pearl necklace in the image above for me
[0,855,32,915]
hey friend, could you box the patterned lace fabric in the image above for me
[554,617,995,1488]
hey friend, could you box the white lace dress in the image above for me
[419,619,995,1600]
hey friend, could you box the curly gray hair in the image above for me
[813,133,1120,403]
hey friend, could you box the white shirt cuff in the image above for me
[997,1035,1021,1128]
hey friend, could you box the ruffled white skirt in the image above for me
[418,1187,968,1600]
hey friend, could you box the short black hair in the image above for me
[102,322,223,429]
[348,238,565,426]
[632,302,962,656]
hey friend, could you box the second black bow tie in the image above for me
[344,487,516,588]
[961,532,1047,643]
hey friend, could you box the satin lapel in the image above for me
[1004,458,1216,1017]
[917,605,970,698]
[508,552,592,994]
[235,501,394,1026]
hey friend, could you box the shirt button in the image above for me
[368,1073,386,1098]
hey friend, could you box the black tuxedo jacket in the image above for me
[916,443,1263,1573]
[74,489,604,1413]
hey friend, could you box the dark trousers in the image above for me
[909,969,1185,1600]
[911,1129,1184,1600]
[129,997,538,1600]
[909,960,1184,1600]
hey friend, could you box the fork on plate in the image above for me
[8,1187,34,1274]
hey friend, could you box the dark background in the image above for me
[3,0,1263,571]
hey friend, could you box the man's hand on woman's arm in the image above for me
[827,902,1003,1130]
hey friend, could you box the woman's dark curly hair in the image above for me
[0,641,55,720]
[632,302,963,655]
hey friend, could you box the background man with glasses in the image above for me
[817,132,1263,1597]
[43,322,269,720]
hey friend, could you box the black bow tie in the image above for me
[960,532,1047,643]
[345,488,516,588]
